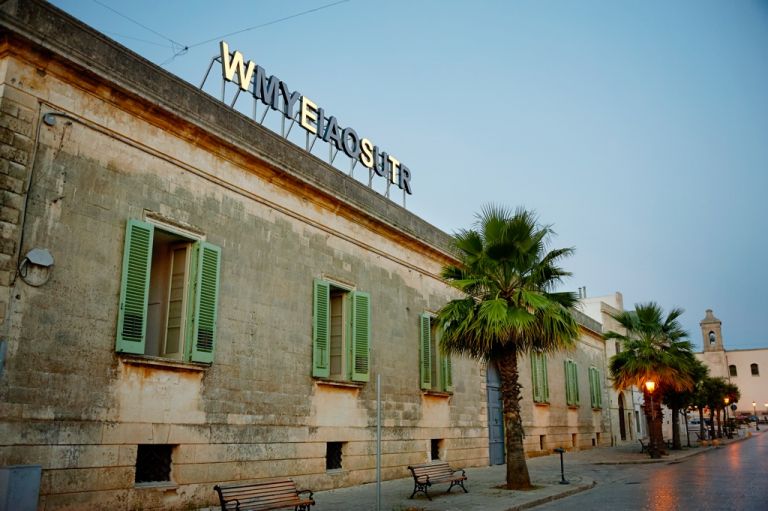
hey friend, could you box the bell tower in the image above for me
[700,309,724,352]
[699,309,728,379]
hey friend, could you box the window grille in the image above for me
[326,442,343,470]
[135,444,173,483]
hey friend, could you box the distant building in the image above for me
[695,309,768,418]
[580,292,647,443]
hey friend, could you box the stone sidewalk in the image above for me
[311,429,764,511]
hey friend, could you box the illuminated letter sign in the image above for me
[219,41,412,196]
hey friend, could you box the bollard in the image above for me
[553,448,569,485]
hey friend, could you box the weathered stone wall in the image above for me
[520,326,612,455]
[0,17,487,511]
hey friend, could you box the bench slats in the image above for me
[214,478,314,511]
[407,461,468,501]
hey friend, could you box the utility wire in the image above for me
[186,0,350,49]
[103,31,171,48]
[92,0,188,54]
[92,0,350,67]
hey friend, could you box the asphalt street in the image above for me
[536,431,768,511]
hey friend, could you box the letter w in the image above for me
[220,41,255,92]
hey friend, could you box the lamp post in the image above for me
[754,401,760,431]
[644,380,659,458]
[724,397,730,438]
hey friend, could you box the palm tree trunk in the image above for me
[699,408,705,440]
[671,406,681,449]
[643,390,663,458]
[497,348,532,489]
[716,409,722,438]
[709,409,716,439]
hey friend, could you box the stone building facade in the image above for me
[579,292,646,443]
[0,2,612,509]
[696,309,768,418]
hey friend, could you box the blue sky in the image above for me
[49,0,768,350]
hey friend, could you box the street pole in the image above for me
[376,373,381,511]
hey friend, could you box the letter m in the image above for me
[253,66,281,110]
[220,41,255,92]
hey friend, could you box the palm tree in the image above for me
[436,205,579,489]
[605,303,695,458]
[661,358,707,449]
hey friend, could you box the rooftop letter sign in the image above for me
[206,42,412,202]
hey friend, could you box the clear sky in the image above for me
[48,0,768,351]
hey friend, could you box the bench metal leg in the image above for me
[410,481,431,501]
[447,480,468,494]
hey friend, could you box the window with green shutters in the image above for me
[312,279,370,382]
[589,367,602,409]
[530,352,549,403]
[419,314,452,392]
[116,219,221,364]
[564,359,580,406]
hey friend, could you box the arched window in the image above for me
[729,365,737,377]
[751,363,760,376]
[708,331,716,344]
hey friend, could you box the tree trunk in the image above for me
[643,390,663,458]
[671,406,681,450]
[716,409,722,438]
[497,348,532,489]
[699,408,705,440]
[709,409,716,439]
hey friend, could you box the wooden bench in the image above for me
[639,438,649,454]
[214,478,314,511]
[407,461,468,501]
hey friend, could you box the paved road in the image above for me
[537,432,768,511]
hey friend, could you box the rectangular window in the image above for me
[313,280,370,382]
[135,444,173,484]
[531,352,549,403]
[431,439,442,461]
[326,442,343,471]
[419,314,452,392]
[589,366,602,408]
[564,359,579,406]
[116,219,221,364]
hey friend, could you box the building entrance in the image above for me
[487,362,505,465]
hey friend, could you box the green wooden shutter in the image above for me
[542,355,549,402]
[312,279,330,378]
[420,314,432,389]
[531,354,542,402]
[572,362,580,404]
[351,291,370,382]
[190,242,221,363]
[596,369,602,407]
[590,368,601,408]
[116,219,154,354]
[565,360,579,406]
[442,352,453,392]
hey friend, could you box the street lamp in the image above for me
[754,401,760,431]
[724,397,730,438]
[644,380,659,457]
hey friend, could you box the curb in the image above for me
[593,432,759,465]
[508,480,597,511]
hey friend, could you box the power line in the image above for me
[187,0,350,49]
[91,0,350,67]
[91,0,187,54]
